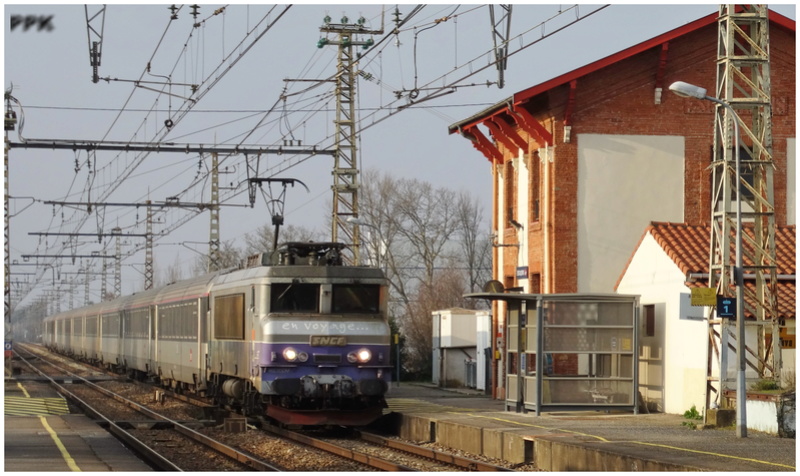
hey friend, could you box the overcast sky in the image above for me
[4,3,796,309]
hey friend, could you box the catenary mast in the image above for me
[706,5,778,434]
[319,14,382,265]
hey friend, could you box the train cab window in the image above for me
[270,283,319,313]
[331,284,380,314]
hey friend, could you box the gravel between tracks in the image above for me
[21,345,534,471]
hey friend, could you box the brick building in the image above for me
[449,10,795,401]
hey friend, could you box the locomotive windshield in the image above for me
[269,282,381,314]
[271,283,319,312]
[332,284,380,314]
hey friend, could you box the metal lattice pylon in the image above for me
[144,200,154,290]
[208,153,221,272]
[113,227,122,298]
[706,5,779,410]
[320,16,381,265]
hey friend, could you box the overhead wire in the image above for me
[21,4,610,306]
[19,5,292,304]
[203,4,612,230]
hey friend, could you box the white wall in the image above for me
[516,154,531,290]
[577,134,685,293]
[438,310,478,348]
[617,232,708,415]
[476,311,491,391]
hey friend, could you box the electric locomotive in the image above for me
[42,241,392,427]
[208,241,392,425]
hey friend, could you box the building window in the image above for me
[530,273,541,294]
[506,160,516,227]
[644,304,655,337]
[530,151,540,223]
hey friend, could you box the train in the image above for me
[42,242,392,426]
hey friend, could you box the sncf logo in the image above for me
[310,336,347,347]
[10,15,54,32]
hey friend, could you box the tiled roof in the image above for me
[635,222,796,319]
[647,222,796,275]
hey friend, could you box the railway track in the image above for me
[11,343,520,471]
[13,343,279,471]
[262,424,514,471]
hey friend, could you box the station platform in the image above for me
[5,373,793,472]
[382,383,797,472]
[4,377,152,472]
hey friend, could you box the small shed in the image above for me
[432,308,490,389]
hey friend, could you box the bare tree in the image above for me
[404,264,474,376]
[191,240,245,276]
[242,223,324,256]
[455,190,493,293]
[159,254,184,286]
[358,169,490,377]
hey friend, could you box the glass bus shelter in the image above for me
[467,293,639,415]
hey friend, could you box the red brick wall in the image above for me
[499,23,795,294]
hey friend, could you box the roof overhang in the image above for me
[448,8,795,153]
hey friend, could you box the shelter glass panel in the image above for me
[544,327,634,353]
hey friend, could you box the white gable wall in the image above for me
[617,232,709,415]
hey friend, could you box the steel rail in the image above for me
[261,423,416,471]
[12,346,181,471]
[14,343,283,472]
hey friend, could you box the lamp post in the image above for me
[669,81,746,437]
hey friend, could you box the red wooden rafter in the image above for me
[484,116,527,153]
[462,126,504,164]
[512,107,553,147]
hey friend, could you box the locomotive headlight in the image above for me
[283,348,298,362]
[347,348,371,363]
[358,348,372,362]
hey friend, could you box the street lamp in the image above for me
[669,80,747,437]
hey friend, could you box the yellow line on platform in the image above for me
[39,416,82,472]
[630,441,796,470]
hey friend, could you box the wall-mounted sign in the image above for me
[516,266,529,280]
[716,296,736,319]
[691,287,716,306]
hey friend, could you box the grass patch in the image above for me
[681,405,703,429]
